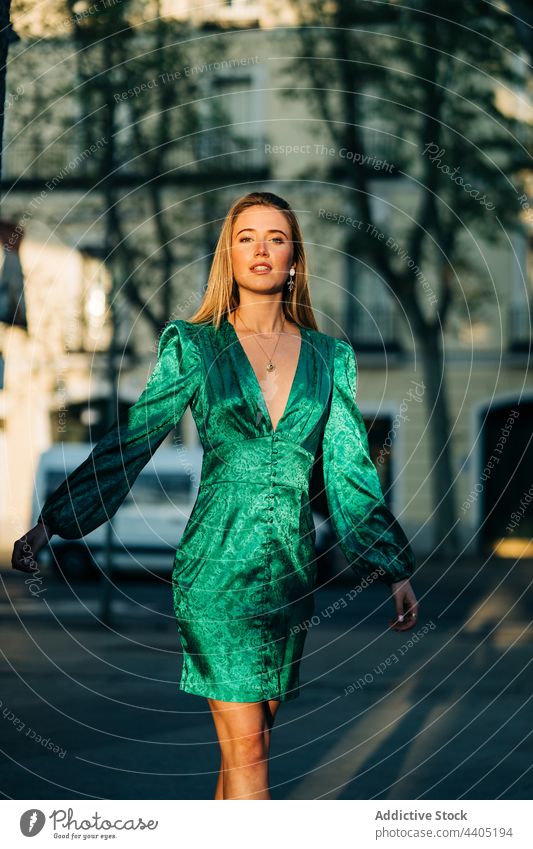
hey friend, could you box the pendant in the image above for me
[266,361,275,372]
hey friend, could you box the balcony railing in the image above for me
[1,132,269,183]
[349,300,403,353]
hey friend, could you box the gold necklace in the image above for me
[234,309,286,372]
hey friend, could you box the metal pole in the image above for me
[99,260,120,625]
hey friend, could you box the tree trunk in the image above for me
[419,328,460,556]
[0,0,13,186]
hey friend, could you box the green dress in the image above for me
[38,315,416,702]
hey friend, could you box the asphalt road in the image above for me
[1,555,532,800]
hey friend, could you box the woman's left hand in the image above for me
[388,578,418,631]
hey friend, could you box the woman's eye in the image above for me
[238,236,284,243]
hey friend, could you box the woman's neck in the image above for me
[230,304,287,334]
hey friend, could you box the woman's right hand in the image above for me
[11,521,52,573]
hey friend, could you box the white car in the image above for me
[33,443,204,580]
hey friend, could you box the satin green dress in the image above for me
[38,315,416,702]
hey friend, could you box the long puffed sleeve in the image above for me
[321,339,416,587]
[37,320,202,539]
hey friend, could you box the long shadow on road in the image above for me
[1,555,531,799]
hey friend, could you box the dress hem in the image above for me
[177,682,301,703]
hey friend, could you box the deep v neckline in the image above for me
[224,314,306,434]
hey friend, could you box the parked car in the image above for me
[33,443,203,580]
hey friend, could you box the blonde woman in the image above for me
[12,191,418,800]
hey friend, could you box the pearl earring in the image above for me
[287,267,295,293]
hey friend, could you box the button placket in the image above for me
[258,434,278,695]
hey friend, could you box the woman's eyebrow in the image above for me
[235,228,288,237]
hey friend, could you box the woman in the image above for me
[12,191,419,800]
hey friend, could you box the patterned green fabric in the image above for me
[39,315,415,702]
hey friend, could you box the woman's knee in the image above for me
[208,699,272,762]
[222,726,269,766]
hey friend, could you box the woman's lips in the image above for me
[250,265,272,274]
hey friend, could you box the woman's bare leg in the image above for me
[213,699,280,798]
[265,697,281,731]
[209,697,282,800]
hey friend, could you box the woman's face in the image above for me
[230,205,295,292]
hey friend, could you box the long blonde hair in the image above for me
[187,191,319,330]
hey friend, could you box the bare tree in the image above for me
[284,0,530,554]
[66,0,240,337]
